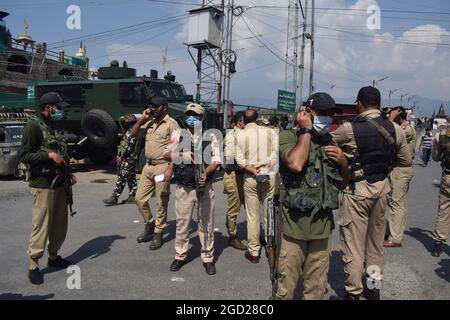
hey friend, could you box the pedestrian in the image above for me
[236,109,278,263]
[224,111,247,250]
[384,107,417,247]
[430,126,450,257]
[420,128,433,166]
[332,86,412,300]
[276,93,349,300]
[131,97,179,249]
[163,103,221,275]
[103,114,140,206]
[20,92,76,285]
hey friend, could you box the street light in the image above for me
[400,93,409,106]
[373,76,389,87]
[389,88,399,107]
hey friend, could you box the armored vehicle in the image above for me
[32,61,223,165]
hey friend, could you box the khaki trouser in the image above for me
[275,235,331,300]
[28,187,68,259]
[135,163,171,233]
[243,173,275,257]
[433,174,450,243]
[387,166,414,243]
[339,192,388,295]
[224,170,245,238]
[174,184,215,263]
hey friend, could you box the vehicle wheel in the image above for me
[81,109,118,148]
[88,148,115,165]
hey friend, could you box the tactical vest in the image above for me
[351,117,396,183]
[29,114,68,178]
[280,136,342,215]
[439,129,450,173]
[173,138,213,188]
[31,114,68,156]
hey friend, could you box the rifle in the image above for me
[267,194,280,299]
[193,138,208,257]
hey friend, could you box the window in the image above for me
[37,86,83,106]
[119,83,146,105]
[7,55,29,74]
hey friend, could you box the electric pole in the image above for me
[298,0,308,110]
[309,0,315,97]
[285,0,299,97]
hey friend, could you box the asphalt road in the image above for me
[0,159,449,300]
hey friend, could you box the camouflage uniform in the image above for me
[112,131,138,198]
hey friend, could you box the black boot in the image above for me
[125,195,135,204]
[28,268,44,285]
[103,194,118,206]
[432,241,443,257]
[149,232,163,250]
[137,223,154,243]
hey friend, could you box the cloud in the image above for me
[101,0,450,108]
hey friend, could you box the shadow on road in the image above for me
[42,235,126,274]
[436,259,450,283]
[404,227,450,256]
[0,293,54,300]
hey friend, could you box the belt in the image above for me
[147,159,168,166]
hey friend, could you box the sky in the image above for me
[2,0,450,115]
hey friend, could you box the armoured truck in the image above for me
[30,61,223,166]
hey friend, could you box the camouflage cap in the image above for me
[186,103,204,115]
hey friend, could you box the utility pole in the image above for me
[162,46,168,74]
[388,88,399,107]
[222,0,235,128]
[298,0,308,110]
[284,0,299,96]
[309,0,315,97]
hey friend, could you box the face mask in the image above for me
[313,115,332,135]
[186,115,201,128]
[50,110,65,121]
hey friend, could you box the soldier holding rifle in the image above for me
[163,103,221,275]
[20,92,76,285]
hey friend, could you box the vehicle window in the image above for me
[119,84,146,105]
[0,125,23,143]
[36,86,83,106]
[148,83,173,99]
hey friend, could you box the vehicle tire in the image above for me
[88,148,115,165]
[81,109,118,148]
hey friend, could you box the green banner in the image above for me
[277,90,296,113]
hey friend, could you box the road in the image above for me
[0,159,449,300]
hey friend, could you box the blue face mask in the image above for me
[51,110,65,121]
[313,115,332,135]
[186,115,201,128]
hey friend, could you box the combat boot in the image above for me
[431,241,443,257]
[137,223,154,243]
[149,232,163,250]
[125,195,136,204]
[362,287,380,300]
[103,194,118,206]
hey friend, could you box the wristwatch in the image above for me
[296,128,313,135]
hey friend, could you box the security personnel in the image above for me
[384,107,417,247]
[20,92,76,285]
[103,114,139,205]
[430,126,450,257]
[236,109,278,263]
[131,97,179,249]
[332,87,412,300]
[276,93,349,300]
[163,103,221,275]
[224,111,247,250]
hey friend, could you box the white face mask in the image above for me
[313,116,333,135]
